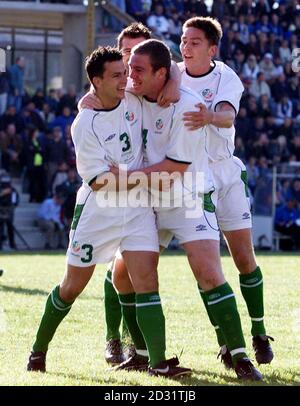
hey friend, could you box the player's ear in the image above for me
[92,76,102,91]
[209,45,217,59]
[156,67,167,81]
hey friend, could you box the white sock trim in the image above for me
[240,280,263,288]
[136,349,149,357]
[105,276,113,284]
[51,291,72,312]
[119,301,135,306]
[136,301,161,307]
[251,317,264,322]
[207,293,235,305]
[230,347,246,357]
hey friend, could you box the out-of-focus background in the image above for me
[0,0,300,252]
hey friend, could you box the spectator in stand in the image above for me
[21,102,46,132]
[64,124,76,168]
[57,84,77,115]
[37,192,66,250]
[44,126,68,187]
[0,71,9,116]
[274,198,300,250]
[279,40,292,64]
[271,74,288,102]
[275,95,293,126]
[184,0,208,17]
[211,0,229,20]
[1,123,23,175]
[46,89,59,114]
[126,0,152,24]
[59,168,81,234]
[258,94,274,118]
[32,88,46,111]
[147,3,170,38]
[272,56,284,81]
[259,53,275,82]
[0,105,24,134]
[25,126,47,203]
[234,137,246,161]
[287,76,300,105]
[246,156,260,194]
[51,162,69,197]
[8,56,25,113]
[242,54,260,84]
[236,107,251,141]
[249,71,271,99]
[232,49,246,75]
[49,106,74,137]
[39,102,55,128]
[287,178,300,203]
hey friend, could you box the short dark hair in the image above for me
[183,17,223,46]
[85,46,122,84]
[132,39,171,78]
[117,22,151,49]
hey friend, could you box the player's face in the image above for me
[180,27,217,71]
[121,36,147,66]
[98,60,127,102]
[129,53,159,97]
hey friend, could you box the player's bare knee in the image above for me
[59,284,80,303]
[131,271,158,293]
[234,250,256,274]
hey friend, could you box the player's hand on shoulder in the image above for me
[157,82,180,108]
[78,90,103,111]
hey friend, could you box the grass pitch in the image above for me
[0,251,299,386]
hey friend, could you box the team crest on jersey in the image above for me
[156,119,163,130]
[202,88,214,100]
[125,111,134,121]
[72,241,81,253]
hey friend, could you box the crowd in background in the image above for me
[0,0,300,249]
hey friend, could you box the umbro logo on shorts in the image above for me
[242,212,251,220]
[196,224,207,231]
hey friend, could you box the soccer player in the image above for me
[110,39,262,381]
[179,16,274,368]
[79,22,182,365]
[27,46,190,377]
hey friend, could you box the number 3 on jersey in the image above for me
[120,132,131,152]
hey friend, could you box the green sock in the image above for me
[118,293,147,352]
[205,282,247,365]
[197,284,226,347]
[104,270,121,341]
[240,266,266,337]
[136,292,166,368]
[32,285,74,352]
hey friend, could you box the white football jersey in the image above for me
[180,60,244,162]
[71,91,143,186]
[141,86,214,205]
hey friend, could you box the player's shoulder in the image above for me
[215,60,242,83]
[124,90,142,107]
[72,109,97,131]
[176,86,203,110]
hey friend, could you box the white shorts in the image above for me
[210,156,252,232]
[156,200,220,248]
[67,187,159,267]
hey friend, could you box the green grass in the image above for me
[0,251,299,386]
